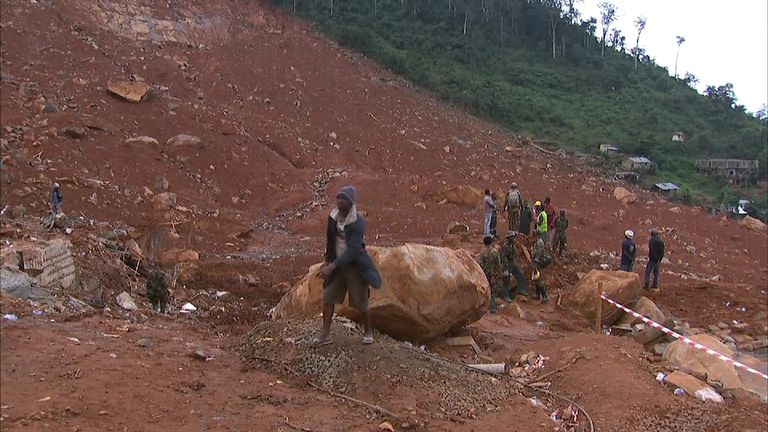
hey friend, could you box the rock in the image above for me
[634,318,675,345]
[155,176,169,191]
[567,270,641,326]
[273,244,490,342]
[613,187,637,204]
[152,192,177,210]
[124,136,161,151]
[42,103,59,113]
[663,334,768,402]
[377,422,395,432]
[617,296,666,326]
[160,248,199,263]
[447,222,470,234]
[107,80,150,103]
[732,334,754,344]
[126,239,143,261]
[665,371,724,403]
[135,338,152,348]
[739,216,767,234]
[62,127,86,139]
[166,134,204,149]
[116,291,138,311]
[653,342,670,356]
[669,207,681,214]
[433,185,484,208]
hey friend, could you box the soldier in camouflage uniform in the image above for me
[531,269,549,303]
[500,231,529,301]
[146,266,170,314]
[553,209,569,257]
[477,236,502,313]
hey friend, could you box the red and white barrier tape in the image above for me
[600,292,768,381]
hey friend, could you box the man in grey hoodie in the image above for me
[314,186,382,346]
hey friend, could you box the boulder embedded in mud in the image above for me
[567,270,641,326]
[665,371,724,403]
[663,334,768,402]
[124,136,161,151]
[613,187,637,204]
[447,222,470,234]
[152,192,177,210]
[160,248,199,263]
[166,134,204,149]
[107,80,150,103]
[433,186,484,208]
[126,239,143,261]
[618,296,666,327]
[740,216,767,234]
[273,244,490,342]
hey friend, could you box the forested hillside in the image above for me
[273,0,767,207]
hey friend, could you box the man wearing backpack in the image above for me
[503,183,523,232]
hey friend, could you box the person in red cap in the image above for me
[314,186,382,346]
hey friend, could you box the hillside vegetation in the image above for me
[273,0,767,209]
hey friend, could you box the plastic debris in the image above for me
[180,303,197,313]
[673,388,686,396]
[3,314,19,321]
[694,388,724,403]
[656,372,667,381]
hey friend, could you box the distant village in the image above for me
[600,131,760,210]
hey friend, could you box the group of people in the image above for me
[478,183,570,312]
[619,228,666,290]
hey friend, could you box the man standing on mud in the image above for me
[644,229,665,291]
[483,189,494,237]
[315,186,382,346]
[619,230,636,272]
[503,182,523,232]
[500,231,528,301]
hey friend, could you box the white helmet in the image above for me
[624,229,634,239]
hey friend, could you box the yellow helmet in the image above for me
[532,270,541,280]
[534,200,542,207]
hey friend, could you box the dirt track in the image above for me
[1,0,767,430]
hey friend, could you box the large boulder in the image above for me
[740,216,767,234]
[567,270,641,326]
[618,296,666,326]
[663,334,767,402]
[433,186,484,208]
[613,187,637,204]
[273,244,490,342]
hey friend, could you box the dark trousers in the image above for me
[644,260,661,288]
[619,262,634,272]
[502,266,529,298]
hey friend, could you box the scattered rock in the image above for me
[166,134,204,149]
[669,207,681,214]
[191,349,212,361]
[433,185,483,208]
[377,421,395,432]
[135,338,152,348]
[126,239,143,260]
[152,192,177,210]
[653,342,670,356]
[124,136,160,151]
[10,205,26,219]
[62,127,86,139]
[634,318,675,345]
[446,222,470,235]
[273,244,490,342]
[116,291,138,311]
[107,80,150,103]
[160,248,199,263]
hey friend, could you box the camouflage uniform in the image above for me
[532,238,551,302]
[504,189,523,231]
[477,247,502,312]
[146,269,170,314]
[500,235,529,299]
[532,274,549,302]
[553,215,569,257]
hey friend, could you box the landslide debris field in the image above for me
[0,1,766,431]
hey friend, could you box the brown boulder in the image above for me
[166,134,204,149]
[567,270,641,326]
[613,187,637,204]
[273,244,490,342]
[740,216,767,234]
[663,334,767,402]
[618,296,666,326]
[665,371,723,403]
[433,186,484,208]
[161,248,199,263]
[124,136,161,151]
[107,80,150,103]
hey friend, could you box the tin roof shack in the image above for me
[654,183,679,197]
[600,144,621,155]
[621,157,653,171]
[672,131,687,142]
[695,159,760,185]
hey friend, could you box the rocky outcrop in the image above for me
[273,244,490,342]
[613,187,637,204]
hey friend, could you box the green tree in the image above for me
[633,16,646,70]
[598,1,617,57]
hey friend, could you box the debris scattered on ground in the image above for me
[116,292,138,311]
